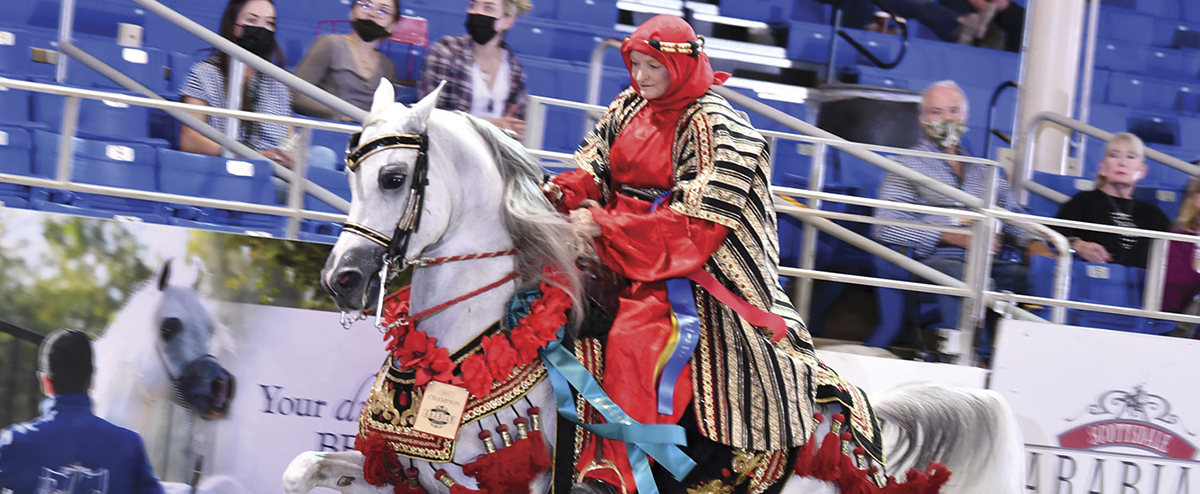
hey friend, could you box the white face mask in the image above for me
[922,119,967,150]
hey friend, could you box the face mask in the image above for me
[353,19,391,42]
[922,119,967,150]
[236,25,276,60]
[465,13,499,45]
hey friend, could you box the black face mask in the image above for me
[352,19,391,42]
[465,13,499,45]
[236,25,276,60]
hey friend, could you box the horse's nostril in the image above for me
[336,271,362,291]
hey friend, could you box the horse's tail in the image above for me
[873,384,1024,494]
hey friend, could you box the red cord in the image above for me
[416,249,518,267]
[411,272,519,322]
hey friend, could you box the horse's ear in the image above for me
[157,259,173,291]
[371,78,396,114]
[412,80,444,125]
[188,256,205,290]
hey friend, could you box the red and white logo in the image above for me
[1057,385,1198,460]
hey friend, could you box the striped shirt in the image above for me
[872,137,1036,260]
[180,59,292,151]
[417,34,527,119]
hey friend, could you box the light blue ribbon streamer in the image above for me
[656,278,701,415]
[541,332,696,494]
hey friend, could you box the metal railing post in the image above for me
[1144,238,1169,314]
[55,0,76,83]
[794,143,826,322]
[524,97,547,151]
[1073,0,1102,168]
[55,97,81,182]
[285,127,313,239]
[223,58,246,158]
[957,164,1001,364]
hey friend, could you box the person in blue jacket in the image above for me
[0,329,163,494]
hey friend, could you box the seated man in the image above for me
[872,80,1052,361]
[836,0,1025,52]
[0,329,163,494]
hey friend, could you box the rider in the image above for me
[544,14,881,492]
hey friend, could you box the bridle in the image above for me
[339,130,518,329]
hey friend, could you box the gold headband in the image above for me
[641,36,706,57]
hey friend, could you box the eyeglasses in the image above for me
[354,0,393,17]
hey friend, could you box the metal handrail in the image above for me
[1016,111,1200,204]
[831,0,910,70]
[984,81,1018,160]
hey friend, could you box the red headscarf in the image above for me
[620,14,731,113]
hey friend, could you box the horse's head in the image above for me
[321,80,470,312]
[153,259,236,419]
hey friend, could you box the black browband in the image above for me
[342,132,430,263]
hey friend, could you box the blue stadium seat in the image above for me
[1134,186,1185,220]
[32,92,166,146]
[555,0,619,27]
[1094,42,1200,80]
[0,83,33,127]
[298,219,343,244]
[784,21,833,63]
[144,9,218,56]
[1029,171,1094,216]
[29,130,167,221]
[721,0,829,23]
[167,51,198,95]
[0,126,34,208]
[1098,8,1156,47]
[873,38,1020,92]
[1029,256,1173,334]
[25,1,145,39]
[65,40,170,94]
[303,165,350,214]
[157,148,286,236]
[0,28,32,76]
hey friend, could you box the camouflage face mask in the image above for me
[922,119,967,150]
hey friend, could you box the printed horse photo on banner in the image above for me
[283,72,1026,494]
[91,256,245,494]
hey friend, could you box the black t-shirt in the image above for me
[1053,188,1171,268]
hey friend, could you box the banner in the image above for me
[0,207,391,493]
[991,320,1200,493]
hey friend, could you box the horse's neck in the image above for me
[408,235,516,353]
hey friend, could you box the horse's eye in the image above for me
[161,317,183,342]
[379,170,407,190]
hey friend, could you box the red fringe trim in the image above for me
[792,431,951,494]
[462,433,553,494]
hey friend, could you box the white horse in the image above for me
[283,81,1024,494]
[92,257,244,493]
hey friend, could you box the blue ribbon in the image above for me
[541,331,696,494]
[648,187,703,416]
[657,278,701,415]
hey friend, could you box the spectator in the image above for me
[0,330,163,494]
[873,80,1053,361]
[179,0,294,167]
[838,0,1025,52]
[1164,177,1200,337]
[293,0,400,121]
[418,0,531,140]
[1053,133,1171,269]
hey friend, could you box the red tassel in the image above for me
[462,433,552,494]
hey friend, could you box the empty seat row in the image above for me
[0,126,352,239]
[1028,255,1175,334]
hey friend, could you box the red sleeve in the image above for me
[550,169,603,213]
[590,205,729,282]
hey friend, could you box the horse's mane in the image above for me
[463,114,587,329]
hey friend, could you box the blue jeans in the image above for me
[923,255,1029,359]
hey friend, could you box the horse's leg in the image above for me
[282,451,389,494]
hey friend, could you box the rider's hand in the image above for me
[542,182,564,206]
[570,208,602,238]
[1072,239,1112,264]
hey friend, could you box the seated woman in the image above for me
[417,0,530,140]
[1165,177,1200,337]
[179,0,293,167]
[293,0,399,120]
[1054,132,1171,268]
[542,14,880,493]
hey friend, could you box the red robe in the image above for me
[553,106,728,489]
